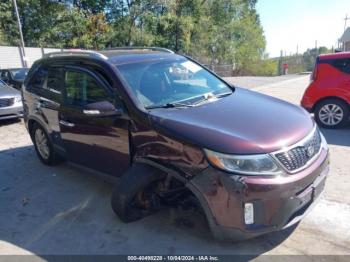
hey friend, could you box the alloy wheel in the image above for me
[34,129,50,160]
[318,104,344,126]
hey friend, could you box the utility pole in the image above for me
[343,14,350,51]
[12,0,27,68]
[344,14,350,32]
[315,40,318,54]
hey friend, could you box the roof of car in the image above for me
[319,51,350,60]
[42,47,183,65]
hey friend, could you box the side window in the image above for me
[333,59,350,74]
[45,67,63,101]
[64,69,109,106]
[27,66,48,91]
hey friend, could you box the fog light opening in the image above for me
[244,203,254,225]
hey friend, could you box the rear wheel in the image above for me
[31,123,62,165]
[111,163,165,222]
[314,99,349,129]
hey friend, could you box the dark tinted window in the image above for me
[46,68,62,92]
[45,68,63,101]
[332,58,350,74]
[64,70,109,106]
[27,66,48,90]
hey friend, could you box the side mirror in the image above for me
[83,101,123,117]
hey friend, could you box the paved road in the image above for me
[0,75,349,258]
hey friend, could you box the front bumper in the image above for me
[0,104,23,120]
[187,148,329,241]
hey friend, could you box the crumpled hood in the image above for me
[148,88,314,154]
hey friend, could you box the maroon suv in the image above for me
[23,48,329,240]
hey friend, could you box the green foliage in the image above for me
[243,57,278,76]
[280,47,331,74]
[0,0,268,75]
[302,47,330,71]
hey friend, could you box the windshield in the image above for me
[9,68,28,80]
[116,58,232,108]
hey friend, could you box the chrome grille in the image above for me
[0,98,14,108]
[274,130,321,172]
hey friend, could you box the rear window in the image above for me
[332,58,350,74]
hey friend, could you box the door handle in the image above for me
[59,120,75,127]
[83,109,101,115]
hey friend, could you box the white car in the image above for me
[0,80,23,120]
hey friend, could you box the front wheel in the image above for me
[314,99,349,129]
[111,164,165,223]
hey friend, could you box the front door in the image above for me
[59,66,130,176]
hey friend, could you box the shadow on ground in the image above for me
[320,122,350,147]
[0,145,297,256]
[0,118,21,126]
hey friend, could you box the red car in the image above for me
[301,52,350,128]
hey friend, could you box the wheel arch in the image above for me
[132,158,218,237]
[27,117,51,141]
[312,96,350,112]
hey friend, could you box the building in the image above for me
[340,27,350,51]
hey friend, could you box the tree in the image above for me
[0,0,110,48]
[0,0,268,75]
[303,47,330,71]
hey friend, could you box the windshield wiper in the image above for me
[146,102,194,110]
[146,92,232,109]
[192,92,232,106]
[214,92,232,98]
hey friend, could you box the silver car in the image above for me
[0,80,23,120]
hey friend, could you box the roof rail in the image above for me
[43,50,108,60]
[101,46,174,54]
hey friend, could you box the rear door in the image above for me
[59,66,130,176]
[25,66,63,147]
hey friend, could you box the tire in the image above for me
[111,163,165,223]
[31,123,62,165]
[314,99,349,129]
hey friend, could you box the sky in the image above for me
[256,0,350,57]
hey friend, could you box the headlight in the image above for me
[14,96,22,103]
[204,149,284,176]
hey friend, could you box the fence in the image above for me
[0,46,64,69]
[0,46,236,77]
[191,56,234,77]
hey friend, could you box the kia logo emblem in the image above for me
[306,145,315,157]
